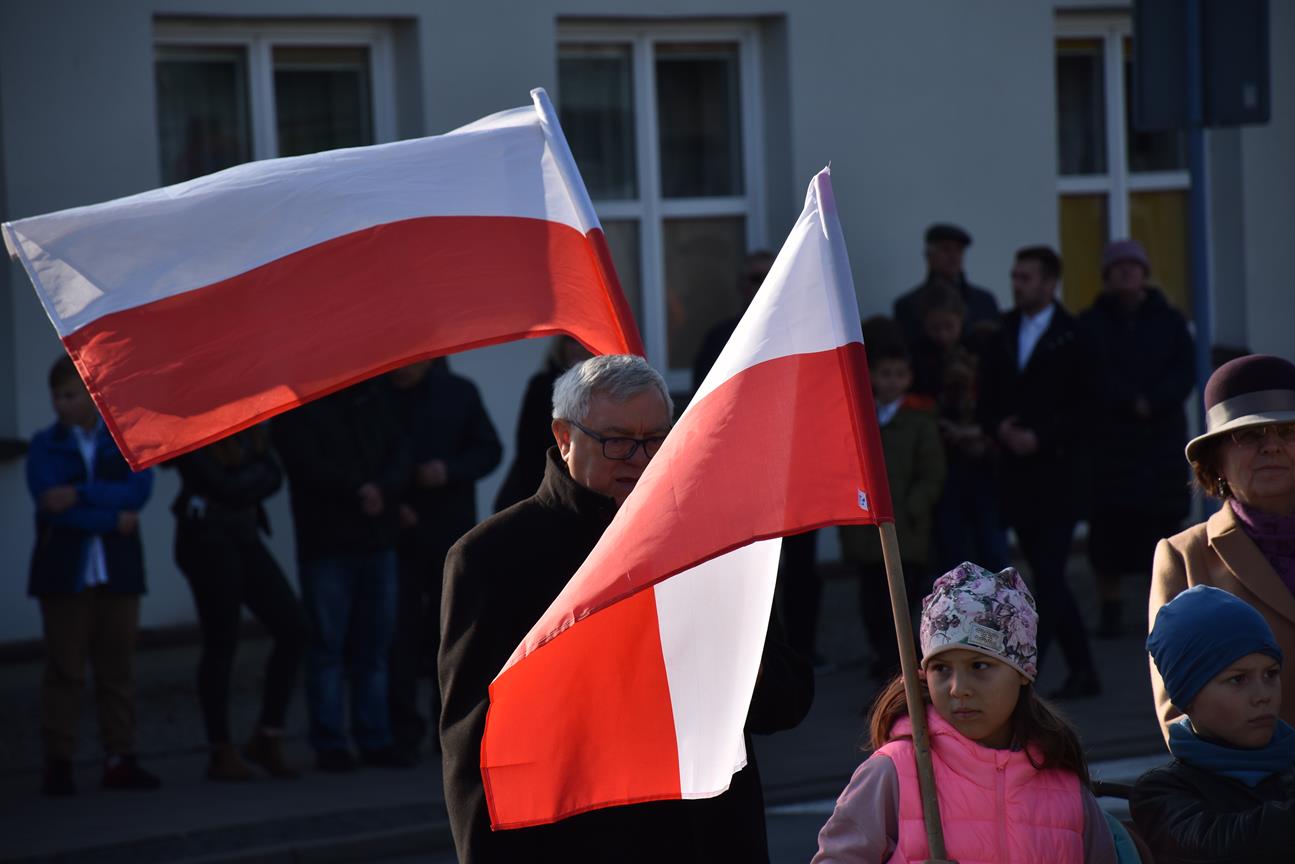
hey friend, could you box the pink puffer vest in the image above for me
[875,709,1085,864]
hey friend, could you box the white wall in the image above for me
[1241,0,1295,363]
[784,3,1058,315]
[0,1,1070,641]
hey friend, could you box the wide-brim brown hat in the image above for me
[1185,354,1295,463]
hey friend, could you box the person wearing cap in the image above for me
[1132,585,1295,863]
[892,223,1000,352]
[1078,238,1195,638]
[1149,353,1295,741]
[812,562,1118,864]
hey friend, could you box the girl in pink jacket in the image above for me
[813,562,1117,863]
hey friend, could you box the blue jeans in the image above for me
[299,549,398,753]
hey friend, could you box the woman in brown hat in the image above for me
[1149,354,1295,741]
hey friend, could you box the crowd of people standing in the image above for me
[26,354,503,792]
[22,215,1295,863]
[822,225,1196,705]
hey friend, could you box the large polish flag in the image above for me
[481,168,893,829]
[2,88,641,470]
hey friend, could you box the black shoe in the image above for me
[360,745,418,769]
[42,759,76,797]
[101,755,161,790]
[1047,673,1102,701]
[315,749,358,773]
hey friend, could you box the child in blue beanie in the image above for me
[1131,585,1295,863]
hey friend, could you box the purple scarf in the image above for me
[1231,499,1295,595]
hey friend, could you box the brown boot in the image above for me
[242,730,299,779]
[207,743,254,782]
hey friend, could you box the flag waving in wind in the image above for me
[2,88,641,470]
[481,168,893,829]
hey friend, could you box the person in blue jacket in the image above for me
[27,355,156,797]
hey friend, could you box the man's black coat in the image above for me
[439,450,814,863]
[978,300,1094,524]
[271,381,410,562]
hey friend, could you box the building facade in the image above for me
[2,0,1291,641]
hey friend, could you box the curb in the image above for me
[9,806,453,864]
[175,822,453,864]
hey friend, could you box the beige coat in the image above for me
[1149,503,1295,743]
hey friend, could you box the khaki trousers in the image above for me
[38,589,140,761]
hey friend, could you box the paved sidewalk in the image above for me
[0,638,448,863]
[0,549,1167,862]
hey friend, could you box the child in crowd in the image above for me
[26,355,157,796]
[813,562,1117,863]
[915,281,1009,573]
[1133,585,1295,863]
[840,317,944,680]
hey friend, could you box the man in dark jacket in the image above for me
[1078,239,1194,637]
[272,380,411,771]
[27,355,157,796]
[439,354,814,863]
[980,246,1100,700]
[893,222,999,349]
[384,358,501,759]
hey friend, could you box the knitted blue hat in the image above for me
[1147,585,1283,711]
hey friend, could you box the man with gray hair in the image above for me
[439,354,812,862]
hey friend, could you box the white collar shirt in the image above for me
[876,398,902,428]
[71,422,109,589]
[1017,303,1056,371]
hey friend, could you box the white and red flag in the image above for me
[2,88,641,470]
[481,167,893,829]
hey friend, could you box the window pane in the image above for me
[1124,43,1186,172]
[601,219,643,332]
[1130,190,1191,312]
[1058,194,1108,312]
[1056,39,1107,176]
[663,216,745,369]
[559,44,637,200]
[656,43,743,198]
[273,46,373,157]
[155,45,251,185]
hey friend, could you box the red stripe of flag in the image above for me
[62,216,640,469]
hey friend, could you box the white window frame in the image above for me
[1054,14,1190,238]
[558,22,767,391]
[154,20,397,161]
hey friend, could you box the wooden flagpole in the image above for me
[878,521,953,864]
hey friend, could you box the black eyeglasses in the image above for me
[568,419,667,461]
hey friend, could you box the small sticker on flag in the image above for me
[857,490,869,511]
[967,623,1005,654]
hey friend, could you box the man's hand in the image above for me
[117,511,140,535]
[997,417,1039,457]
[399,504,419,528]
[39,485,78,514]
[416,459,449,489]
[357,482,385,517]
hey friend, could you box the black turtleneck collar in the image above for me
[534,446,618,526]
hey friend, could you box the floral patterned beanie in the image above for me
[919,562,1039,681]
